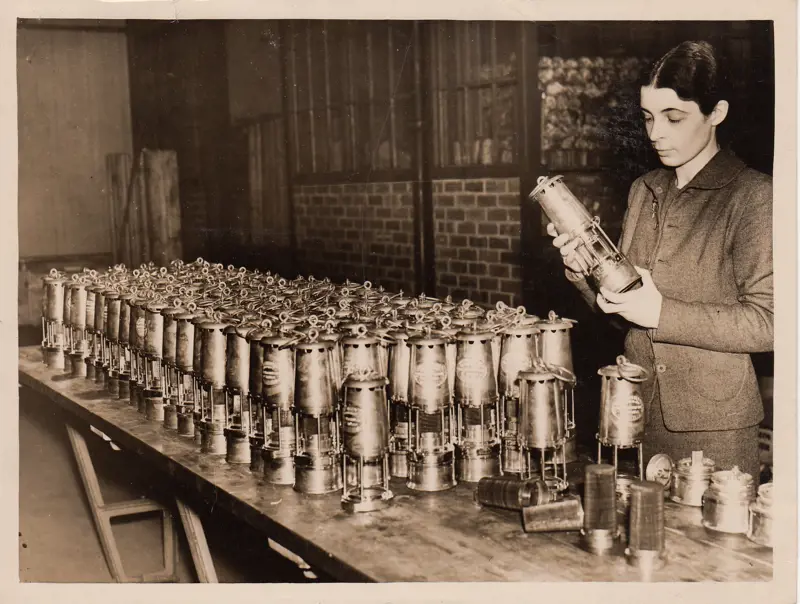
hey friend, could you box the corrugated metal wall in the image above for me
[17,27,133,259]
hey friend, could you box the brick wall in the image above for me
[433,178,523,307]
[292,173,621,306]
[293,182,415,293]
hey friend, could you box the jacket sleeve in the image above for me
[651,176,774,353]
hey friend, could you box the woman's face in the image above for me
[640,85,721,168]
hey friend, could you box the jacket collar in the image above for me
[642,148,747,197]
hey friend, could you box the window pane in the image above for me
[313,108,328,172]
[391,22,415,97]
[371,102,392,169]
[326,20,346,107]
[328,107,345,172]
[431,21,519,168]
[308,21,327,109]
[292,23,311,113]
[369,21,391,102]
[394,95,414,170]
[350,24,371,104]
[295,111,312,174]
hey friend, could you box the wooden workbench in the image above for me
[18,345,773,583]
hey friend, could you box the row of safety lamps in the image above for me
[36,174,771,573]
[39,260,583,503]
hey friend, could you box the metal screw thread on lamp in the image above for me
[626,480,666,573]
[475,475,551,511]
[581,464,619,555]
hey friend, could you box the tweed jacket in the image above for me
[569,150,773,431]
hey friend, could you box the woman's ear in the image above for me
[710,100,729,126]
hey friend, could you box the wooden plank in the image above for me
[175,498,219,583]
[142,149,181,265]
[19,346,772,583]
[106,153,133,266]
[130,152,148,266]
[65,424,126,582]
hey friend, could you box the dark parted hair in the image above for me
[641,40,730,116]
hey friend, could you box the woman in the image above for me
[548,40,773,480]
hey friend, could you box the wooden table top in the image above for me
[18,346,773,583]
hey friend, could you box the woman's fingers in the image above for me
[548,224,590,275]
[553,233,571,248]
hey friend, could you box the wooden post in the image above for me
[130,151,149,265]
[105,153,132,266]
[142,149,182,266]
[519,23,543,309]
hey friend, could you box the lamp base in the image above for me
[455,443,501,483]
[407,450,457,492]
[200,420,226,455]
[144,390,164,422]
[341,486,393,513]
[224,428,251,465]
[262,447,296,485]
[294,453,343,495]
[44,347,65,371]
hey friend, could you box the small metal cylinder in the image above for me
[626,480,666,570]
[225,325,251,394]
[104,293,121,343]
[582,464,619,555]
[247,329,267,399]
[144,304,166,359]
[670,452,716,507]
[200,321,228,388]
[44,276,66,323]
[191,316,205,377]
[408,334,450,414]
[518,365,566,449]
[70,283,88,331]
[498,324,539,399]
[342,372,390,461]
[522,495,584,533]
[161,307,181,366]
[130,300,147,353]
[294,339,335,417]
[175,312,196,373]
[747,482,773,548]
[454,329,497,407]
[294,451,342,495]
[262,334,296,411]
[63,281,73,328]
[44,347,65,370]
[84,287,96,334]
[118,295,132,348]
[535,311,575,374]
[341,327,382,382]
[406,449,456,492]
[702,467,755,534]
[388,330,411,402]
[475,475,551,511]
[93,288,106,334]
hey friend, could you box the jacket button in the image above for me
[655,186,663,194]
[656,364,667,374]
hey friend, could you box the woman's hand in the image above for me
[546,223,590,276]
[596,266,663,329]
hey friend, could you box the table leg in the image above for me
[175,498,219,583]
[65,424,177,583]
